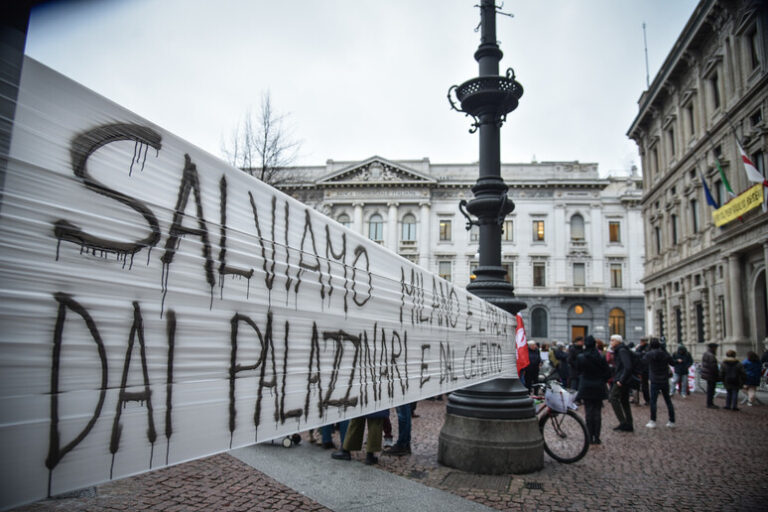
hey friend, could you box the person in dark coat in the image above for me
[634,338,651,405]
[567,337,585,391]
[721,350,746,411]
[524,341,542,392]
[608,334,634,432]
[701,342,720,409]
[575,335,611,444]
[643,339,675,428]
[672,344,693,397]
[554,343,570,386]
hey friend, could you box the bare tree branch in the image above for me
[221,91,302,185]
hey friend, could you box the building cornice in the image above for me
[627,0,717,139]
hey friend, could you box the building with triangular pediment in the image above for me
[276,156,646,345]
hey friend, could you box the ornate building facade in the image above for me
[628,0,768,358]
[278,156,645,344]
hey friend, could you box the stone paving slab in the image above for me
[11,392,768,512]
[230,438,494,512]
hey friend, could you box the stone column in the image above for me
[727,254,744,341]
[387,202,399,252]
[705,267,717,344]
[353,202,364,236]
[419,201,431,269]
[764,242,768,306]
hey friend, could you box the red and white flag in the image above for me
[737,141,768,212]
[515,312,530,375]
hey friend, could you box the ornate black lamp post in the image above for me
[438,0,542,474]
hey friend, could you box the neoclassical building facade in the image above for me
[628,0,768,358]
[278,156,645,344]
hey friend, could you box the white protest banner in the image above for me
[0,57,516,510]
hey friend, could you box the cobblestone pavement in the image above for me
[13,392,768,511]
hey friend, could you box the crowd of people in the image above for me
[527,334,767,444]
[301,337,765,466]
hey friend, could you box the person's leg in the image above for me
[395,404,412,448]
[593,401,603,441]
[583,400,595,441]
[648,382,659,422]
[320,425,334,447]
[342,418,364,451]
[609,384,626,427]
[747,385,756,404]
[621,386,633,428]
[641,376,650,404]
[706,380,716,407]
[338,420,349,445]
[661,382,675,423]
[365,417,383,453]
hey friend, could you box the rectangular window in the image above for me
[749,28,761,71]
[667,126,676,158]
[696,302,705,343]
[686,104,695,139]
[651,146,659,179]
[438,261,452,281]
[691,199,699,233]
[502,263,513,285]
[610,263,622,289]
[469,225,479,242]
[609,221,621,243]
[657,310,665,338]
[655,226,661,255]
[714,179,724,206]
[439,219,451,241]
[710,72,721,110]
[573,263,585,286]
[753,150,765,179]
[533,262,546,287]
[532,220,545,242]
[671,214,678,245]
[401,222,416,242]
[675,308,683,344]
[502,220,514,241]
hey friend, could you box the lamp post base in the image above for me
[438,378,544,474]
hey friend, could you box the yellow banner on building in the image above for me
[712,184,764,226]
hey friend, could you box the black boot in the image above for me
[331,449,351,460]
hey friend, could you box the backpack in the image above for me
[623,347,643,388]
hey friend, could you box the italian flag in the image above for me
[515,313,530,375]
[715,157,736,199]
[738,141,768,212]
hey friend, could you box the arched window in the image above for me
[570,214,585,240]
[609,308,626,338]
[531,307,548,338]
[401,214,416,242]
[337,213,351,229]
[368,214,383,241]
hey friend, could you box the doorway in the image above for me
[571,325,587,342]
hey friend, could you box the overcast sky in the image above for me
[26,0,699,176]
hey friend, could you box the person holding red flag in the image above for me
[515,312,530,385]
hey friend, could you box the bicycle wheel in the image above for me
[539,410,589,463]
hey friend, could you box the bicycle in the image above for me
[531,378,589,463]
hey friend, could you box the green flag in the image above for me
[715,157,736,198]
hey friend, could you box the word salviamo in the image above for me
[0,58,515,510]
